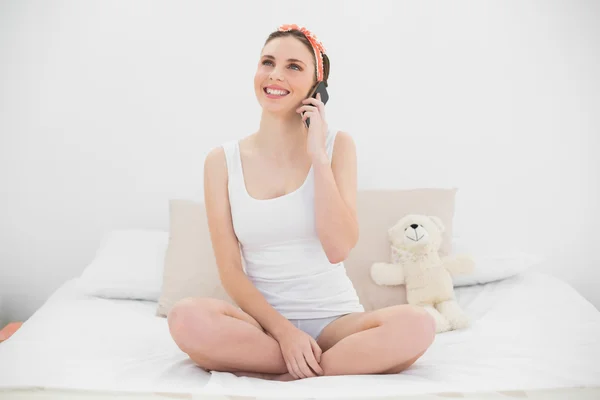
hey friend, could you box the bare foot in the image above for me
[232,371,297,381]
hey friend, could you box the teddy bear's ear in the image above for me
[429,216,445,232]
[387,226,397,240]
[388,221,403,240]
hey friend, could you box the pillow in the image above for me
[156,199,234,318]
[344,188,458,312]
[449,236,542,287]
[77,229,169,301]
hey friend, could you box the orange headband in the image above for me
[278,24,327,82]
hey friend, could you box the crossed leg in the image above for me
[168,298,436,380]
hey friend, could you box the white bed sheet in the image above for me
[0,279,211,394]
[0,271,599,399]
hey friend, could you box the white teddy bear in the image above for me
[370,214,475,333]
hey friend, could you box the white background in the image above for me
[1,0,598,325]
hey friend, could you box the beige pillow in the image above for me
[156,199,234,318]
[344,188,458,312]
[157,188,458,317]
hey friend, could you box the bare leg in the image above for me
[168,299,434,380]
[316,305,436,376]
[255,348,428,381]
[384,349,427,374]
[167,297,288,375]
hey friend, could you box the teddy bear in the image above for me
[370,214,475,333]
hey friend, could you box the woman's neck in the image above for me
[253,110,307,158]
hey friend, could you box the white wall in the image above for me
[1,0,599,324]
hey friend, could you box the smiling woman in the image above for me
[254,28,330,116]
[166,24,435,381]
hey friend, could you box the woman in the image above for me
[167,24,435,381]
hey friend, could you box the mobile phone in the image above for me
[304,81,329,128]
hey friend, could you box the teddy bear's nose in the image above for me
[410,224,419,229]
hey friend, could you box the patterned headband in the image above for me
[278,24,327,82]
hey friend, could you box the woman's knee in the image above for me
[382,305,436,351]
[412,306,436,347]
[167,297,224,354]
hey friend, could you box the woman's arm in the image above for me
[312,131,359,264]
[203,147,294,338]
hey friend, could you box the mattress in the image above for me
[0,271,599,399]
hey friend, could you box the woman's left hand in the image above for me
[296,92,328,162]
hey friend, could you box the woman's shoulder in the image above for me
[328,128,355,158]
[204,134,254,182]
[333,129,354,146]
[204,146,228,182]
[205,135,246,167]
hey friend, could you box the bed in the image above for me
[1,268,599,399]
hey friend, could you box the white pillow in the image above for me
[77,229,169,301]
[450,236,542,287]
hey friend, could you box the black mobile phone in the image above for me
[304,81,329,128]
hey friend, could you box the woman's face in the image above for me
[254,36,316,115]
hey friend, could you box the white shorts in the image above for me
[288,314,349,340]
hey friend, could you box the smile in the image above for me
[264,87,290,97]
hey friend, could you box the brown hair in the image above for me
[264,29,330,87]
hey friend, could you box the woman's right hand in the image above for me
[272,325,324,379]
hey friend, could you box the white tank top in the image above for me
[222,128,364,319]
